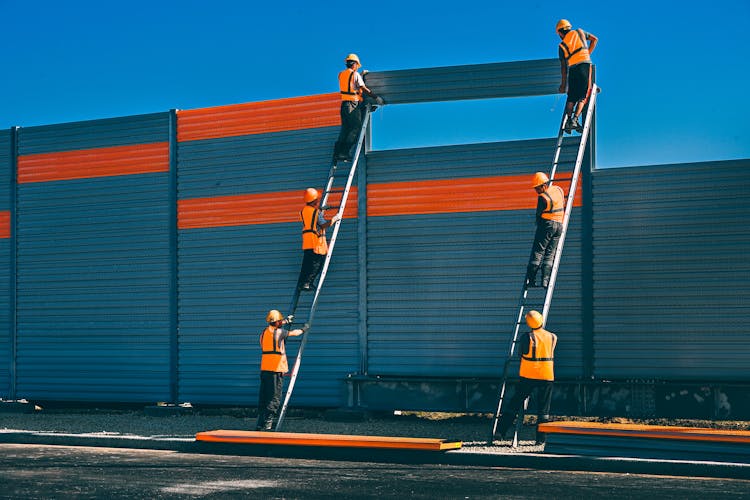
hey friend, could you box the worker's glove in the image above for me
[373,95,385,106]
[362,69,369,76]
[285,314,294,324]
[302,323,310,333]
[331,213,342,224]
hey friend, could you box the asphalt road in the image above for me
[2,444,749,499]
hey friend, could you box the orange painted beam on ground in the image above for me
[196,430,462,451]
[177,93,341,142]
[367,173,582,217]
[539,421,750,444]
[178,189,358,230]
[17,142,169,184]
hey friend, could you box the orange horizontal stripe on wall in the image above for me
[177,93,341,142]
[17,142,170,184]
[0,211,10,238]
[178,188,359,230]
[367,174,582,217]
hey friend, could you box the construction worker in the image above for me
[557,19,598,134]
[256,309,307,431]
[333,53,378,162]
[495,310,557,444]
[525,172,564,288]
[297,188,341,292]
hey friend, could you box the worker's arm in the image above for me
[586,32,598,54]
[535,195,546,224]
[558,59,567,93]
[287,323,309,337]
[516,333,530,358]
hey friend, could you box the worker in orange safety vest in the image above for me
[296,188,341,292]
[332,53,380,162]
[256,309,307,431]
[525,172,565,288]
[495,310,557,444]
[557,19,598,134]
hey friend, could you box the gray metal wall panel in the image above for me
[592,160,750,380]
[15,115,172,402]
[177,126,358,406]
[18,113,169,155]
[364,59,560,104]
[0,130,11,398]
[365,139,585,379]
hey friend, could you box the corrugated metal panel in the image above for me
[364,138,586,379]
[0,129,11,398]
[592,160,750,380]
[177,116,359,406]
[15,113,172,402]
[364,59,560,104]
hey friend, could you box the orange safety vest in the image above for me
[260,326,288,373]
[540,185,565,223]
[300,205,328,255]
[519,328,557,381]
[339,68,362,102]
[559,29,591,67]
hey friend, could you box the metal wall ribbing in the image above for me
[0,130,12,398]
[177,125,360,406]
[591,160,750,380]
[364,139,585,379]
[15,113,172,402]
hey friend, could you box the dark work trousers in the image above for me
[334,101,363,158]
[297,249,325,289]
[497,377,554,442]
[527,219,563,283]
[256,371,284,430]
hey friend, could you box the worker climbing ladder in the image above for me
[489,84,599,445]
[275,104,373,431]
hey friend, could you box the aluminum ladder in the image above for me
[489,84,599,445]
[275,104,373,431]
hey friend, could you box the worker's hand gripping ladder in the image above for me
[489,84,599,445]
[275,104,372,431]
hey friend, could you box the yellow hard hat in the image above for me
[532,172,550,188]
[304,188,319,203]
[526,310,544,329]
[556,19,572,32]
[344,53,361,65]
[266,309,284,323]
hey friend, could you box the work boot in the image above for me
[572,115,583,133]
[563,114,574,134]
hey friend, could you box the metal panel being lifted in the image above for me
[0,129,12,399]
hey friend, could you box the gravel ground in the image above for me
[0,406,546,454]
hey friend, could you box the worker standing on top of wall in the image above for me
[333,53,379,162]
[557,19,598,134]
[495,310,557,444]
[296,188,341,292]
[256,310,307,431]
[526,172,565,288]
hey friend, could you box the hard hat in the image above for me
[556,19,572,32]
[266,309,284,323]
[304,188,319,203]
[344,53,361,65]
[532,172,550,188]
[526,310,544,329]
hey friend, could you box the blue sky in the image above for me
[3,0,748,168]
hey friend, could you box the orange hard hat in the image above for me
[556,19,572,32]
[266,309,283,323]
[304,188,319,203]
[526,310,544,329]
[532,172,550,188]
[344,53,361,65]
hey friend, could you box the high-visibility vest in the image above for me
[260,326,288,373]
[519,328,557,381]
[301,205,321,250]
[339,68,362,102]
[540,185,565,223]
[559,29,591,67]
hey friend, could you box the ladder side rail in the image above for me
[548,112,568,184]
[275,107,371,431]
[541,84,598,323]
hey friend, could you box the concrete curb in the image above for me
[2,429,750,480]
